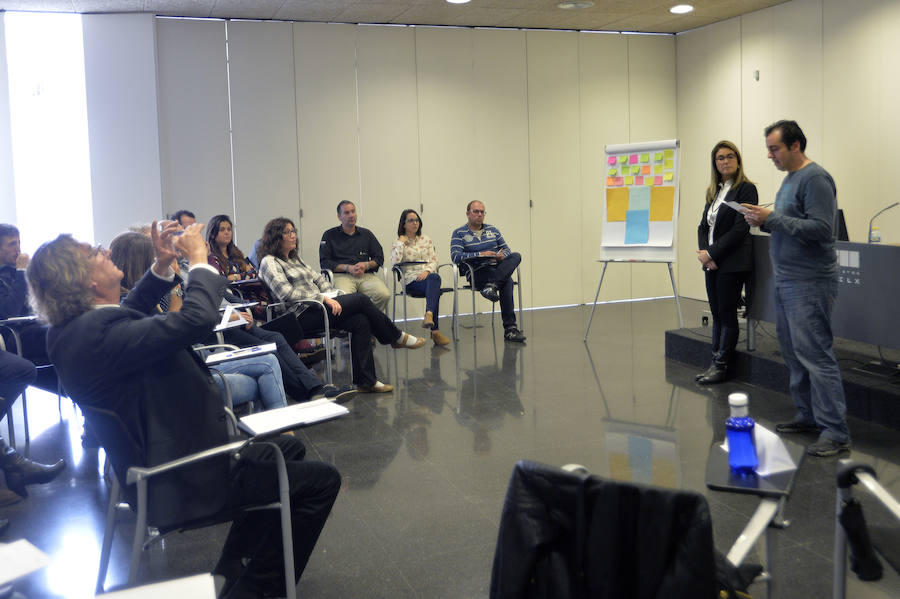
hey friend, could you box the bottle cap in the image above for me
[728,392,749,407]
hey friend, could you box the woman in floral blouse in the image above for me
[390,209,450,346]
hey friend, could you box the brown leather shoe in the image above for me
[431,330,451,346]
[422,311,435,330]
[358,381,394,393]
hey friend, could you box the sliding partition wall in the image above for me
[153,19,678,314]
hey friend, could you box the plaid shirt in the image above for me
[259,254,334,305]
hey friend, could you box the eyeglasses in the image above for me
[469,209,485,215]
[405,218,420,224]
[282,229,296,236]
[716,154,737,162]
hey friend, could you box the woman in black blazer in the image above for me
[695,141,757,384]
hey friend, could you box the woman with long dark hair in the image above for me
[206,214,257,281]
[258,217,425,394]
[390,209,450,346]
[695,141,758,384]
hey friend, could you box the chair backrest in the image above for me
[80,404,146,504]
[490,460,717,599]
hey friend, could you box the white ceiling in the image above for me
[0,0,788,34]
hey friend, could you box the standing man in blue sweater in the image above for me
[743,120,850,457]
[450,201,525,342]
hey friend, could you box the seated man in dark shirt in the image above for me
[0,224,57,391]
[319,201,391,311]
[28,221,340,599]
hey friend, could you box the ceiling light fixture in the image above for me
[446,0,471,4]
[669,4,694,14]
[558,1,594,9]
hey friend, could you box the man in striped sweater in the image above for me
[449,201,525,342]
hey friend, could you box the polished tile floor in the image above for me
[2,299,899,598]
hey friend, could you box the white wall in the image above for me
[0,15,15,225]
[676,0,900,300]
[82,13,163,245]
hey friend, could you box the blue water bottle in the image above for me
[726,392,758,474]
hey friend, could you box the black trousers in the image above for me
[0,349,36,423]
[704,269,747,363]
[470,252,521,329]
[295,293,401,387]
[220,435,340,595]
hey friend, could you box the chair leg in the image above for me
[96,475,122,594]
[22,389,29,446]
[129,480,149,585]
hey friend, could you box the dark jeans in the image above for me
[295,293,401,387]
[470,252,521,329]
[406,273,443,330]
[222,326,322,400]
[220,435,340,595]
[774,278,849,443]
[704,269,747,364]
[0,350,36,422]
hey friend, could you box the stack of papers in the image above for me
[239,399,349,435]
[205,343,277,365]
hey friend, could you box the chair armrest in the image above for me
[321,269,334,284]
[126,440,247,485]
[265,301,288,321]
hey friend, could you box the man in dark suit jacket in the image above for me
[27,221,340,599]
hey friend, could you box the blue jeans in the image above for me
[470,252,522,329]
[406,273,443,330]
[774,278,849,443]
[213,354,287,411]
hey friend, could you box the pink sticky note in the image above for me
[629,154,639,164]
[615,177,624,186]
[654,176,663,185]
[607,156,617,165]
[635,176,644,185]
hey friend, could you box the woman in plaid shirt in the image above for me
[259,217,425,394]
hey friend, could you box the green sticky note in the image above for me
[625,176,634,185]
[654,164,663,174]
[664,149,674,159]
[608,168,617,176]
[640,153,650,163]
[619,155,628,164]
[632,166,641,175]
[654,152,663,161]
[664,159,674,169]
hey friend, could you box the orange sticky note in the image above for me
[606,177,616,186]
[641,165,651,175]
[650,186,675,221]
[606,188,629,221]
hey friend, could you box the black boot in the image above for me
[695,362,719,381]
[696,322,722,380]
[697,326,738,385]
[697,362,727,384]
[0,443,66,498]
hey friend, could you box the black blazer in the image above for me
[48,267,231,528]
[697,182,758,273]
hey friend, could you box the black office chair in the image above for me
[83,404,297,598]
[490,460,759,599]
